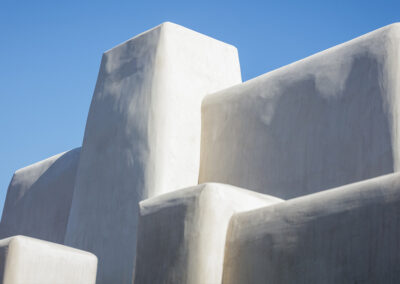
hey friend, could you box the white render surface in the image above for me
[134,183,282,284]
[3,22,400,284]
[65,22,242,284]
[200,23,400,199]
[0,148,80,244]
[223,173,400,284]
[0,235,97,284]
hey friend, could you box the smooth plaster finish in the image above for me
[65,22,242,284]
[223,173,400,284]
[134,183,282,284]
[200,23,400,199]
[0,148,80,244]
[0,235,97,284]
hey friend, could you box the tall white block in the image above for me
[223,173,400,283]
[65,22,242,283]
[200,23,400,199]
[134,183,282,284]
[0,148,80,244]
[0,235,97,284]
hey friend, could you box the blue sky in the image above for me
[1,0,399,213]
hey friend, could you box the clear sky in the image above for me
[1,0,399,214]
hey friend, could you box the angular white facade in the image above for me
[199,23,400,199]
[2,22,400,284]
[0,235,97,284]
[134,183,282,284]
[0,148,80,244]
[64,22,241,284]
[222,173,400,283]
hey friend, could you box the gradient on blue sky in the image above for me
[1,0,399,213]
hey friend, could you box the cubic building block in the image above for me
[134,183,282,284]
[200,23,400,199]
[223,173,400,284]
[65,22,242,284]
[0,235,97,284]
[0,148,80,244]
